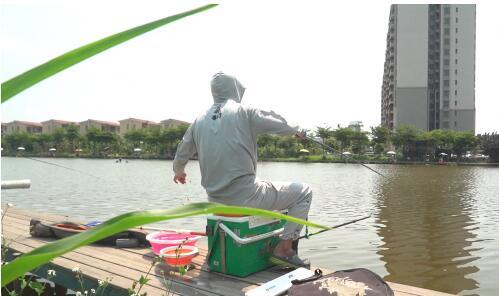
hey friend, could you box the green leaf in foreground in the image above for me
[1,202,329,286]
[1,4,218,103]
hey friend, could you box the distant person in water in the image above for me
[172,72,312,268]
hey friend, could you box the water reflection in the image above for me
[2,158,498,294]
[375,165,481,294]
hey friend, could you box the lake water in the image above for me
[2,157,498,295]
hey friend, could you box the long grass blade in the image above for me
[1,202,329,286]
[1,4,218,103]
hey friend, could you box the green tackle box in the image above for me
[206,214,286,277]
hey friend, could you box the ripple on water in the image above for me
[2,158,499,295]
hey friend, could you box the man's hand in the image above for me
[173,172,187,184]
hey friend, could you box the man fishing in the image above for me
[172,72,312,268]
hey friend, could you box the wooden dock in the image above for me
[1,206,454,296]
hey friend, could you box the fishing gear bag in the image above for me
[29,218,149,247]
[288,268,394,296]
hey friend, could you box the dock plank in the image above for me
[2,205,455,295]
[2,209,302,285]
[4,240,180,296]
[2,226,251,295]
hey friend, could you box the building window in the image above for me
[455,100,458,106]
[454,121,457,127]
[442,121,450,128]
[455,69,458,75]
[444,38,450,45]
[455,90,458,96]
[444,100,450,107]
[456,17,458,23]
[444,17,450,25]
[444,59,450,66]
[444,7,450,15]
[455,59,458,65]
[444,80,450,87]
[444,90,450,98]
[455,48,458,54]
[456,28,458,34]
[444,69,450,76]
[444,28,450,35]
[455,80,457,85]
[455,38,458,44]
[456,7,459,13]
[455,110,457,116]
[444,49,450,55]
[443,111,449,118]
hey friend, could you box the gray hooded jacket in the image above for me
[173,73,297,200]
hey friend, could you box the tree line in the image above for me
[259,124,495,162]
[1,123,497,162]
[1,124,188,158]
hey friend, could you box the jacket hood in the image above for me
[211,72,246,104]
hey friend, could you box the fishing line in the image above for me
[23,157,102,180]
[304,136,388,178]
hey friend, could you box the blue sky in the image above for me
[1,0,498,133]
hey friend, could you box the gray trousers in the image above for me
[210,181,313,240]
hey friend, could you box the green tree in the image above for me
[65,124,81,152]
[478,133,499,162]
[333,126,354,152]
[428,129,455,150]
[85,127,101,155]
[175,124,189,138]
[3,132,37,152]
[271,135,280,156]
[374,143,384,155]
[316,126,333,159]
[51,128,66,151]
[159,129,174,157]
[453,131,477,156]
[279,136,298,157]
[351,130,369,154]
[124,129,148,147]
[95,131,118,156]
[35,133,53,153]
[144,126,162,154]
[370,125,391,153]
[257,134,273,158]
[391,125,423,158]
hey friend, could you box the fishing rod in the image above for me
[298,214,371,240]
[24,156,102,180]
[304,135,387,178]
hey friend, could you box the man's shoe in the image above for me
[270,252,311,269]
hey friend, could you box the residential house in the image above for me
[118,118,159,136]
[79,119,120,135]
[3,121,42,135]
[160,119,190,129]
[41,119,79,134]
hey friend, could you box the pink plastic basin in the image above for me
[146,231,202,255]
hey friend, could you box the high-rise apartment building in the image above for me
[381,4,475,132]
